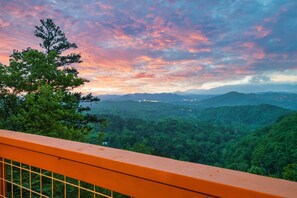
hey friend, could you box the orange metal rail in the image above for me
[0,129,297,198]
[0,158,5,197]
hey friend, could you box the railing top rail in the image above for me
[1,129,297,198]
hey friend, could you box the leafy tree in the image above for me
[34,18,99,120]
[248,165,265,175]
[0,19,98,141]
[223,112,297,181]
[282,164,297,181]
[34,18,81,66]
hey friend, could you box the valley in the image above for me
[85,91,297,182]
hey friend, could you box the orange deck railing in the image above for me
[0,129,297,198]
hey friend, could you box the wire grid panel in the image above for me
[0,158,131,198]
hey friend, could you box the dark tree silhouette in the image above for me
[34,18,81,66]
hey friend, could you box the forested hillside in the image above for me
[86,100,197,120]
[91,115,245,165]
[223,112,297,181]
[197,104,292,130]
[89,111,297,182]
[86,100,291,130]
[82,88,297,182]
[197,91,297,110]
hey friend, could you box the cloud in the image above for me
[253,25,271,38]
[134,72,155,79]
[0,0,296,94]
[0,18,10,27]
[269,70,297,83]
[249,75,271,83]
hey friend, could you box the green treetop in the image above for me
[34,18,81,66]
[0,18,98,141]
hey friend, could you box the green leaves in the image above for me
[283,164,297,181]
[0,19,98,142]
[9,85,88,141]
[2,49,85,94]
[223,112,297,181]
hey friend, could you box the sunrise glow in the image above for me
[0,0,297,94]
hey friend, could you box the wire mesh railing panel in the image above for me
[0,158,131,198]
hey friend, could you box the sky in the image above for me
[0,0,297,94]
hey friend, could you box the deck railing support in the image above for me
[0,158,7,197]
[0,129,297,198]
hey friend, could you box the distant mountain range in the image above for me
[87,85,297,129]
[99,84,297,100]
[98,93,214,102]
[97,91,297,110]
[197,91,297,110]
[182,84,297,94]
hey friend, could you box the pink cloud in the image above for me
[0,18,10,27]
[188,32,209,43]
[244,25,270,39]
[254,25,271,38]
[95,2,114,10]
[242,42,255,49]
[240,42,266,61]
[1,1,295,94]
[169,65,203,79]
[134,72,155,79]
[104,15,211,52]
[254,50,266,60]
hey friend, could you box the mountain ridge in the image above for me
[97,91,297,110]
[183,84,297,94]
[197,91,297,110]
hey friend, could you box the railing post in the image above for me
[0,158,7,197]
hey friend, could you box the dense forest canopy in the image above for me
[88,110,297,182]
[88,101,292,130]
[85,93,297,182]
[224,112,297,181]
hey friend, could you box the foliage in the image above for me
[10,85,90,141]
[197,104,291,130]
[88,108,297,182]
[282,164,297,181]
[34,18,81,66]
[86,100,291,131]
[86,100,198,121]
[0,19,98,141]
[94,114,245,165]
[223,112,297,181]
